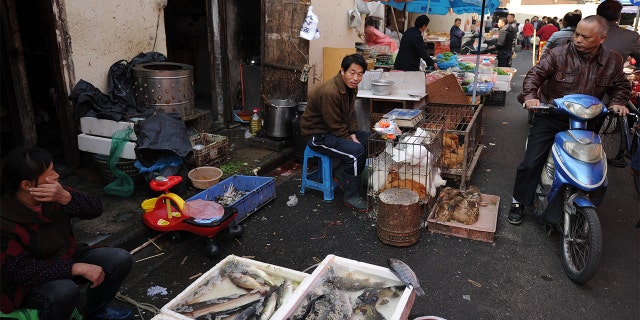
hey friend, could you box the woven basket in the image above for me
[92,154,144,185]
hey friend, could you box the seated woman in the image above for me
[1,147,133,320]
[364,16,398,53]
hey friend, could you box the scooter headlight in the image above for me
[562,141,603,163]
[563,101,604,119]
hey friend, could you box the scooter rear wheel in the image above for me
[560,207,602,284]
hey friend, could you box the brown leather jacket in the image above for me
[518,42,630,107]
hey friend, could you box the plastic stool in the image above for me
[300,146,338,201]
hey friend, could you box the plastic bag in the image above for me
[183,199,224,220]
[348,9,361,29]
[103,126,135,197]
[300,6,320,40]
[356,0,370,14]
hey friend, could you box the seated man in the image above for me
[300,54,372,212]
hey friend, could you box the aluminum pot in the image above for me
[264,98,297,138]
[371,79,395,96]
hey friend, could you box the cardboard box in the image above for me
[271,255,415,319]
[160,255,309,320]
[427,73,468,105]
[188,175,276,224]
[427,194,499,243]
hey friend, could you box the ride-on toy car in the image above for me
[141,175,243,257]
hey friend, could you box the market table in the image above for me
[357,71,427,114]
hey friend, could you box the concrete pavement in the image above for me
[61,49,639,319]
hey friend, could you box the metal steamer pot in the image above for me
[263,98,297,138]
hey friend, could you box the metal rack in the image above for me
[366,122,444,222]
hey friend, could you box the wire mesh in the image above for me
[366,122,444,223]
[422,103,483,188]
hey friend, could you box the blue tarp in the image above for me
[382,0,501,15]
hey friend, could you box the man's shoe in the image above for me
[89,307,133,320]
[508,203,524,225]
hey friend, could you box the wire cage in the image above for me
[366,122,444,224]
[422,103,483,189]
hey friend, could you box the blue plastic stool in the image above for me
[300,146,338,201]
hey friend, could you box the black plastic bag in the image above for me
[134,113,193,167]
[106,52,167,108]
[107,59,136,107]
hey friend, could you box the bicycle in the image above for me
[598,102,640,196]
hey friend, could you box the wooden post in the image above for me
[377,188,421,247]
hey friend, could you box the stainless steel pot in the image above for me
[264,99,297,138]
[371,80,395,96]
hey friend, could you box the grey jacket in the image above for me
[541,27,575,55]
[602,21,640,62]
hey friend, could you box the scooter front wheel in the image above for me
[561,207,602,284]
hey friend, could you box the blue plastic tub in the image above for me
[188,175,276,223]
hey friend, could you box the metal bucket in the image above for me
[264,99,296,138]
[377,188,421,247]
[132,62,195,117]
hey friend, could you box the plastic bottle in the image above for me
[249,108,262,136]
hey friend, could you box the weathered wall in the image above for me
[307,0,362,92]
[65,0,167,92]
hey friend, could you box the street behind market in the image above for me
[94,50,640,320]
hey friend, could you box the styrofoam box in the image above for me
[493,81,511,92]
[495,74,512,83]
[77,133,137,159]
[271,254,416,320]
[151,314,180,320]
[160,255,309,320]
[80,117,138,140]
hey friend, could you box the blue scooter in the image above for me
[531,94,608,284]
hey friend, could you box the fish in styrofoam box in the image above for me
[160,255,309,320]
[271,255,416,320]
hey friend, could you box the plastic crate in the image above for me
[189,133,228,167]
[484,90,507,106]
[188,175,276,223]
[423,103,484,189]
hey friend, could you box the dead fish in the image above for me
[387,258,425,296]
[185,291,263,318]
[174,292,244,313]
[235,300,262,320]
[246,266,276,287]
[288,294,327,320]
[353,303,386,320]
[229,272,263,290]
[258,290,278,320]
[357,285,404,309]
[326,273,386,291]
[276,279,294,308]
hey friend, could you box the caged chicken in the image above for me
[434,185,481,225]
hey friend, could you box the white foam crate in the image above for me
[80,117,138,140]
[77,133,137,159]
[271,254,416,320]
[159,255,309,320]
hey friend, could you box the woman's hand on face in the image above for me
[72,262,105,288]
[29,177,72,205]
